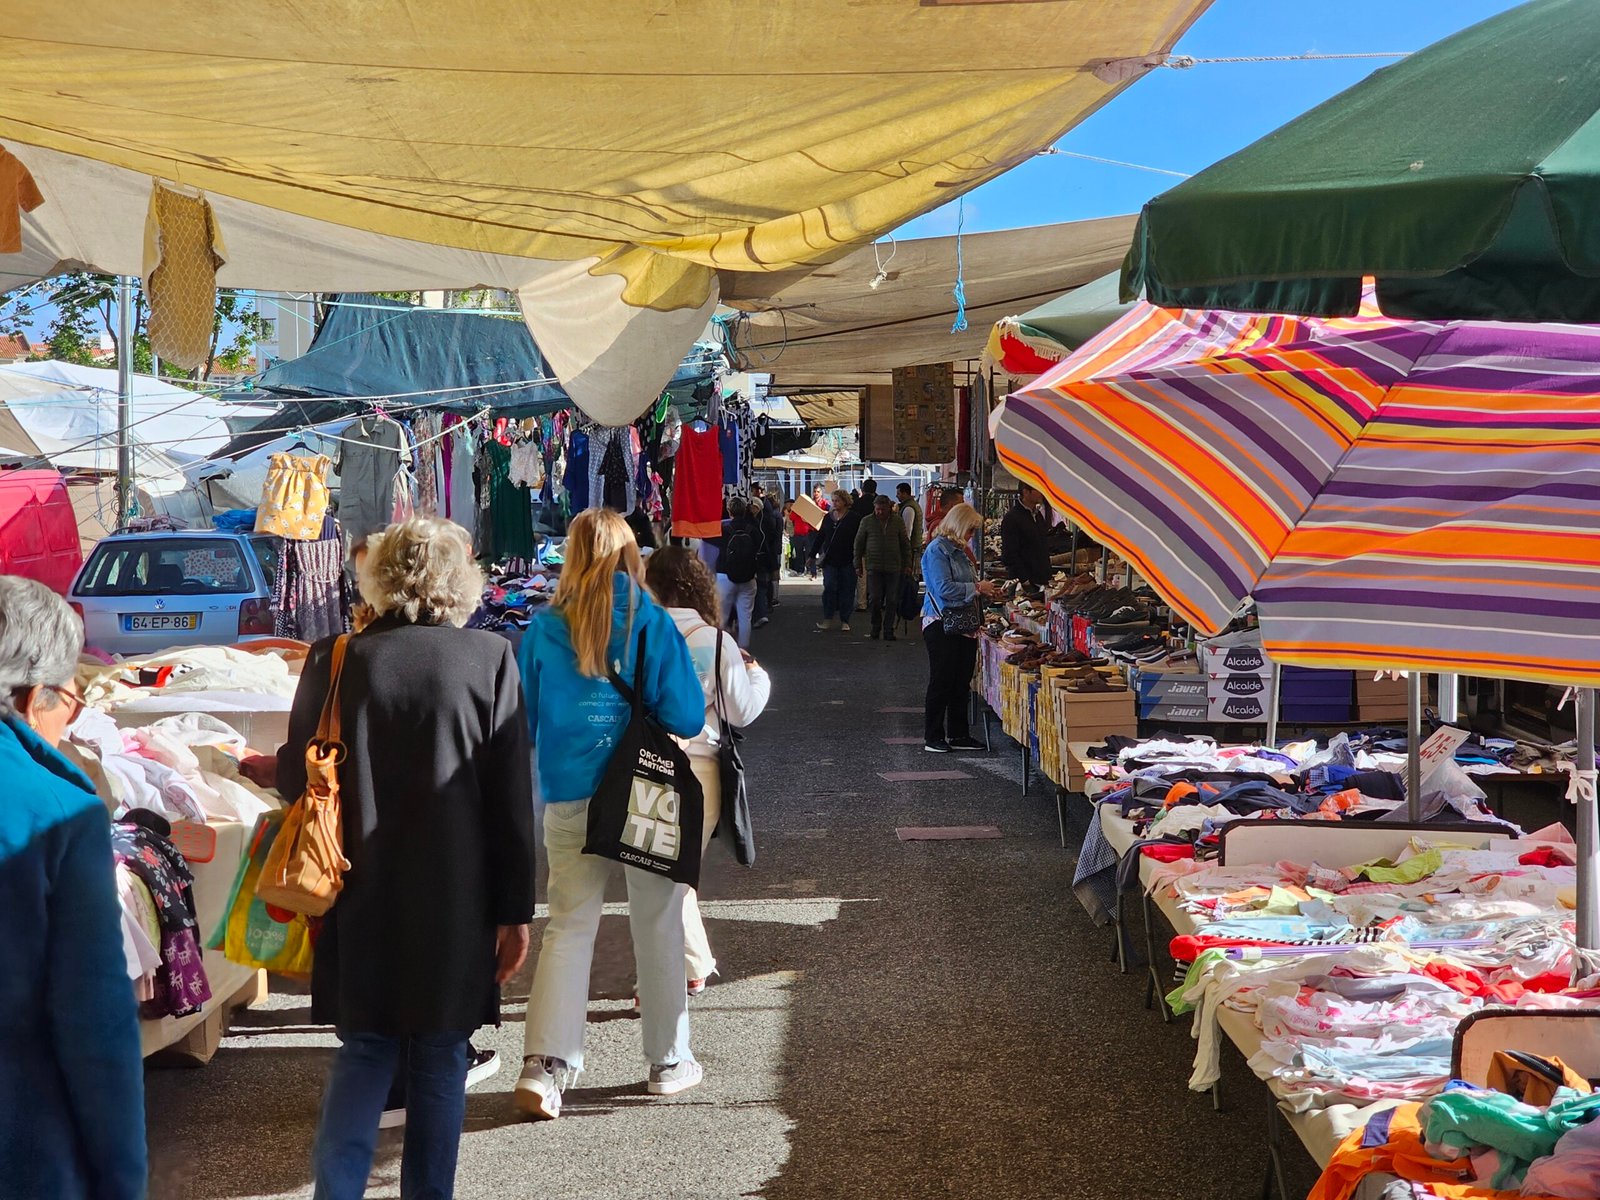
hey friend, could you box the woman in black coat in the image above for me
[266,516,537,1200]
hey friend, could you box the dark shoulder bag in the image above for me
[930,543,982,634]
[712,629,756,867]
[584,626,705,886]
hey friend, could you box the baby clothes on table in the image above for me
[112,810,211,1019]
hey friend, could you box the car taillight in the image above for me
[238,598,274,636]
[68,601,84,623]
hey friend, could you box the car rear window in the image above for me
[77,538,253,597]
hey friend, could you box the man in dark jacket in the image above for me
[751,484,783,627]
[1000,485,1052,586]
[854,493,912,640]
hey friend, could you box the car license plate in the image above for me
[124,613,199,632]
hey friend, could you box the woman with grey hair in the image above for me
[252,517,538,1200]
[0,575,147,1198]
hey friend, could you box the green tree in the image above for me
[2,272,272,382]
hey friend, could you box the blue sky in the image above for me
[897,0,1527,239]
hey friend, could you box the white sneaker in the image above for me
[840,622,851,632]
[466,1046,500,1089]
[377,1105,407,1130]
[647,1059,704,1096]
[514,1056,566,1120]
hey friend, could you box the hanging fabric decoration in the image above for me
[142,182,227,371]
[255,453,333,541]
[0,146,44,253]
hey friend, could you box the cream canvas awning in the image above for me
[721,216,1138,387]
[0,2,1207,423]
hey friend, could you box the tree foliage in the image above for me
[0,272,272,383]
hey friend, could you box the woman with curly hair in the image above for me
[259,516,537,1199]
[644,546,770,992]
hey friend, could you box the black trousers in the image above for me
[866,569,898,634]
[922,622,977,743]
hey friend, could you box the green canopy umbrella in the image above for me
[1121,0,1600,322]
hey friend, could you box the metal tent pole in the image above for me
[1577,689,1597,956]
[115,275,135,524]
[1438,673,1460,723]
[1264,661,1282,749]
[1406,672,1423,820]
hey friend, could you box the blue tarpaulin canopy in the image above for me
[254,294,721,416]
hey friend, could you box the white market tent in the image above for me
[0,361,274,525]
[0,2,1209,425]
[720,216,1138,390]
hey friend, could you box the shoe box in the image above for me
[1132,666,1207,722]
[1279,666,1353,724]
[1357,672,1413,723]
[1206,692,1270,723]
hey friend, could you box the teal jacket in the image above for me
[0,715,147,1199]
[519,575,705,803]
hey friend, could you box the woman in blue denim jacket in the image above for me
[919,502,1002,753]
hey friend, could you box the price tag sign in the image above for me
[1418,725,1469,780]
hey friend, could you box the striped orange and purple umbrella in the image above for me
[991,300,1600,687]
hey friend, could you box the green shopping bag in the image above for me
[209,809,316,979]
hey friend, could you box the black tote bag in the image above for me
[712,629,756,867]
[584,627,705,886]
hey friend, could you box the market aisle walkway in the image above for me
[146,582,1316,1199]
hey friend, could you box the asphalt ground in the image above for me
[146,576,1317,1199]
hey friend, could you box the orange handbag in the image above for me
[255,635,352,916]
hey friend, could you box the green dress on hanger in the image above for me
[485,440,536,562]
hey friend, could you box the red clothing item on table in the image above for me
[1140,843,1195,864]
[670,423,725,539]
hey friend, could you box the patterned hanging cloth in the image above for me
[142,181,227,371]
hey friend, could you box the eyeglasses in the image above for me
[39,684,87,724]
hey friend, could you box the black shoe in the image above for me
[884,632,897,642]
[947,738,985,752]
[869,631,881,640]
[924,740,952,753]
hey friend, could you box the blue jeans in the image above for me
[313,1031,470,1200]
[822,563,856,622]
[717,576,758,648]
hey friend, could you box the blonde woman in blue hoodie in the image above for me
[515,509,706,1120]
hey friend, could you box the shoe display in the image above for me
[947,738,985,752]
[647,1059,704,1096]
[924,740,952,753]
[467,1046,501,1089]
[514,1056,567,1121]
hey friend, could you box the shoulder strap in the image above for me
[316,635,351,743]
[711,621,730,729]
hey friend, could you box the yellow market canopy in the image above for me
[0,1,1206,423]
[720,217,1137,388]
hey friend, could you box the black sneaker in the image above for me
[924,740,952,753]
[947,738,985,752]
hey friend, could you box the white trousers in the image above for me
[522,799,694,1072]
[683,755,722,981]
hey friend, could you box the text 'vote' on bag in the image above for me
[584,627,704,887]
